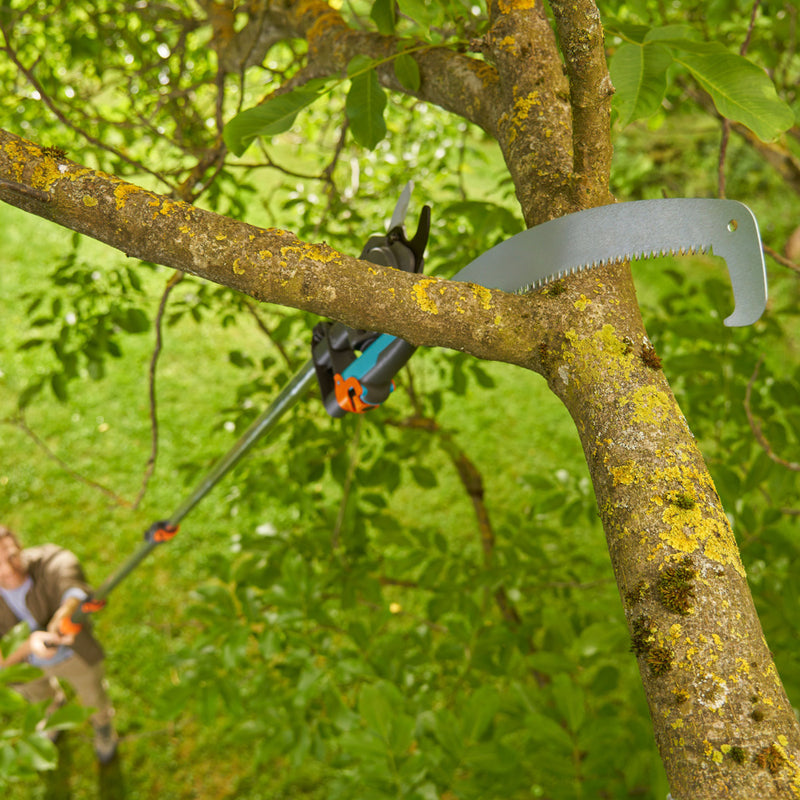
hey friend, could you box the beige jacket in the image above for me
[0,544,104,666]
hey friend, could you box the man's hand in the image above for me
[29,630,73,660]
[47,596,81,636]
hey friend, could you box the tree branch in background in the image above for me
[387,407,522,629]
[764,244,800,274]
[745,357,800,473]
[242,300,294,367]
[133,271,185,510]
[1,414,131,508]
[718,0,762,197]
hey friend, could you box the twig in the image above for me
[718,122,731,198]
[132,272,185,509]
[314,120,350,240]
[744,356,800,472]
[764,244,800,274]
[242,300,293,367]
[2,415,131,507]
[740,0,762,55]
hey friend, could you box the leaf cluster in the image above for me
[224,48,423,156]
[15,247,152,407]
[608,23,794,141]
[0,624,91,784]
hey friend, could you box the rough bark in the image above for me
[0,130,548,370]
[2,0,800,796]
[535,264,800,799]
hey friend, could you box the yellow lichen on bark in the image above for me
[623,385,675,426]
[279,242,343,265]
[2,138,37,180]
[411,278,441,315]
[560,324,633,393]
[30,158,65,191]
[606,450,745,576]
[574,293,591,310]
[496,35,518,54]
[500,89,545,144]
[498,0,537,10]
[114,182,146,210]
[471,284,494,310]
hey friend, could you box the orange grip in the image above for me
[334,374,372,414]
[56,596,83,636]
[81,597,107,613]
[152,523,179,543]
[58,616,83,636]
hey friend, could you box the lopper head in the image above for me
[312,183,430,416]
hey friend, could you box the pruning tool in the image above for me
[311,192,768,420]
[60,186,768,636]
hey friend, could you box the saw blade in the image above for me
[452,198,767,327]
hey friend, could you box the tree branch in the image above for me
[1,414,131,508]
[764,244,800,274]
[547,0,615,209]
[133,271,185,510]
[486,1,575,224]
[277,0,503,137]
[0,129,551,373]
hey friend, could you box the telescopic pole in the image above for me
[67,361,316,626]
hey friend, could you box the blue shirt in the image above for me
[0,578,82,667]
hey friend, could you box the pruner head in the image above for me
[360,181,431,274]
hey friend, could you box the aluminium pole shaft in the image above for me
[71,360,317,623]
[167,359,316,527]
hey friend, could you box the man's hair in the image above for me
[0,526,20,546]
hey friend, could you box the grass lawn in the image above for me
[2,175,793,798]
[0,200,591,798]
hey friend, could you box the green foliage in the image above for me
[15,249,151,406]
[0,1,798,799]
[223,80,333,157]
[608,25,794,140]
[0,638,56,786]
[224,49,425,156]
[346,56,388,149]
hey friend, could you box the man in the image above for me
[0,524,118,764]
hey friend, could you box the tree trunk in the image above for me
[538,261,800,797]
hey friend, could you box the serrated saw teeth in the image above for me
[516,242,723,294]
[453,198,767,326]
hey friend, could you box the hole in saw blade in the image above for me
[728,219,738,232]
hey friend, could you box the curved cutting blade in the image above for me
[453,198,768,327]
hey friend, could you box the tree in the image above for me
[1,1,799,797]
